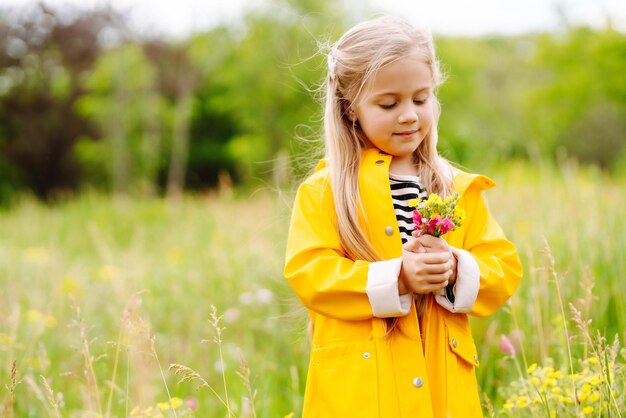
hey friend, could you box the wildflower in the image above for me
[589,392,600,402]
[587,376,600,386]
[410,192,463,237]
[582,406,594,415]
[582,383,592,393]
[527,363,537,374]
[256,288,274,304]
[503,400,514,410]
[588,356,598,365]
[499,335,517,356]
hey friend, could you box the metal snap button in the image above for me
[363,352,371,359]
[375,160,384,165]
[384,226,394,236]
[412,377,423,388]
[474,354,479,364]
[452,338,457,348]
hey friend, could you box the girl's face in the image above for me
[353,50,435,169]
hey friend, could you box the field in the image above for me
[0,162,624,417]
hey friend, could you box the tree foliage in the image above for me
[0,2,624,202]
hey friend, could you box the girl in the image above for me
[284,16,522,417]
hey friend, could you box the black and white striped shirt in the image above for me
[389,173,428,244]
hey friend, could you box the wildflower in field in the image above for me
[256,288,274,304]
[499,334,517,356]
[223,308,240,323]
[499,354,624,416]
[409,193,464,237]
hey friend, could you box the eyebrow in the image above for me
[372,87,432,98]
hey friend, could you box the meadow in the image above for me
[0,161,624,417]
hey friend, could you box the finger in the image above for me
[419,252,451,264]
[416,234,449,250]
[403,238,426,253]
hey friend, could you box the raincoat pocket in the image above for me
[305,339,379,418]
[443,315,482,417]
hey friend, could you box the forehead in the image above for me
[364,51,433,96]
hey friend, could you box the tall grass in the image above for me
[0,162,624,416]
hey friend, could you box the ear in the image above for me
[347,108,357,122]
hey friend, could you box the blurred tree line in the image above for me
[0,1,624,203]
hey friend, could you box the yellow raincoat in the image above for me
[284,149,522,417]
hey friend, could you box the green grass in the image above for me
[0,162,624,417]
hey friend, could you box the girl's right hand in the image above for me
[398,238,452,294]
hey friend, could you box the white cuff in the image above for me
[434,248,480,313]
[366,258,412,318]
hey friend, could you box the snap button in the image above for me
[452,338,457,348]
[474,354,479,364]
[412,377,423,388]
[363,352,371,359]
[375,160,384,165]
[384,226,394,236]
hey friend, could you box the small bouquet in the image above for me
[408,193,465,238]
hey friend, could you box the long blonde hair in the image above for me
[324,16,453,266]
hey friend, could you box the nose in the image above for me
[398,102,419,125]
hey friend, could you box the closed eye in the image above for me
[379,103,397,110]
[414,97,428,105]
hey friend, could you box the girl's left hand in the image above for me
[411,233,457,286]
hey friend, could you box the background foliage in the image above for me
[1,1,624,204]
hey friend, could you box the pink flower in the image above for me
[499,334,517,356]
[412,211,423,227]
[428,216,441,234]
[439,217,455,234]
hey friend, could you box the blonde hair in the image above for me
[323,16,454,321]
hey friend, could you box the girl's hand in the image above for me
[399,238,452,294]
[412,233,458,286]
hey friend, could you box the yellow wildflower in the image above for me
[551,387,561,394]
[588,376,600,385]
[582,406,594,415]
[579,393,588,402]
[527,363,537,374]
[530,377,539,386]
[589,392,600,402]
[27,309,44,322]
[157,401,170,410]
[408,199,420,208]
[588,356,598,365]
[582,383,592,393]
[516,396,529,408]
[503,400,514,410]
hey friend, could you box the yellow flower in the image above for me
[530,377,539,386]
[589,392,600,402]
[588,376,600,385]
[582,383,592,393]
[170,397,183,409]
[551,387,561,394]
[579,393,588,401]
[157,401,170,410]
[582,406,594,415]
[27,309,44,322]
[516,396,529,408]
[588,356,598,365]
[503,401,514,410]
[408,199,420,208]
[527,363,537,374]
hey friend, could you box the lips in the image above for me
[394,130,418,137]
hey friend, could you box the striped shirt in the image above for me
[389,173,428,244]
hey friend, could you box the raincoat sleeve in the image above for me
[284,181,412,321]
[462,187,523,317]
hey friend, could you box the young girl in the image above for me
[284,16,522,417]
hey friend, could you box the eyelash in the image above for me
[379,98,428,110]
